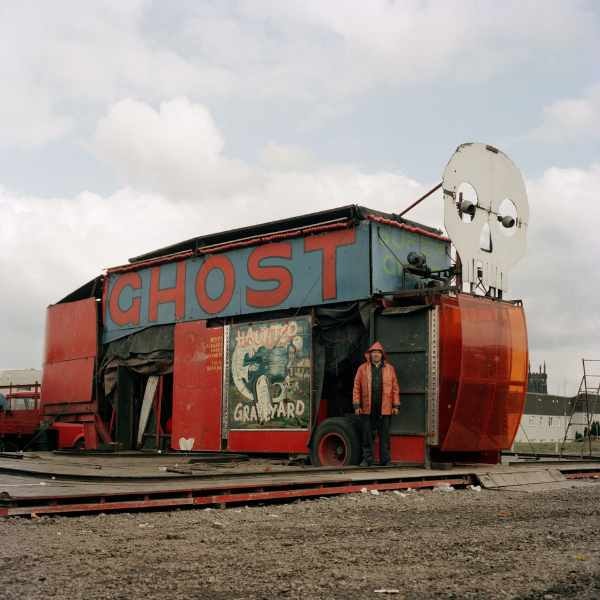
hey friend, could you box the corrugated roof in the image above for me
[524,392,600,416]
[128,205,446,264]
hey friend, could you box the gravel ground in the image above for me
[1,484,600,599]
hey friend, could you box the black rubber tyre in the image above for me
[310,417,361,467]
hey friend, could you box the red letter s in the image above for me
[246,243,293,308]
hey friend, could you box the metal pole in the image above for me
[398,182,442,218]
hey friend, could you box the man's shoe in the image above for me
[380,461,390,467]
[360,459,373,467]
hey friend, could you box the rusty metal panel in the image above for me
[44,299,98,363]
[172,321,223,451]
[42,299,98,408]
[103,223,370,342]
[41,359,95,405]
[373,307,429,435]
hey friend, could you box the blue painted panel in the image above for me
[103,222,371,342]
[371,223,451,294]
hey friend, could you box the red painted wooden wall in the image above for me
[172,321,223,451]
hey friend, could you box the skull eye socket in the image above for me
[480,222,492,252]
[456,182,478,223]
[497,198,517,237]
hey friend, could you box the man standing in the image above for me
[352,341,400,466]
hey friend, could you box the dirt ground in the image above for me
[1,484,599,600]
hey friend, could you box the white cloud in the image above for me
[0,2,232,149]
[529,84,600,142]
[93,97,429,214]
[184,0,599,98]
[0,83,72,147]
[1,97,428,366]
[2,2,599,148]
[94,97,256,200]
[259,142,315,171]
[2,97,598,396]
[512,163,600,393]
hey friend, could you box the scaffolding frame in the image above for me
[561,359,600,457]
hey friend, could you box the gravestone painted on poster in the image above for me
[226,316,311,430]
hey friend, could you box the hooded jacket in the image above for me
[352,341,400,416]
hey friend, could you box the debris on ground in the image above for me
[433,484,455,492]
[1,485,599,599]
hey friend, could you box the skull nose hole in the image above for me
[480,222,492,252]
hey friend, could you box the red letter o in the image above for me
[195,256,235,314]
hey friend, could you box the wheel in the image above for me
[310,417,361,467]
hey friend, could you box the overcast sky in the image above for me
[1,1,599,394]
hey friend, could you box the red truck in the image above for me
[0,386,84,451]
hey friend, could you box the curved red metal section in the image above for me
[438,294,528,452]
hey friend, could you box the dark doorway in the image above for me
[114,369,173,451]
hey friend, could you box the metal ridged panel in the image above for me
[172,321,223,452]
[427,307,440,446]
[44,299,98,364]
[41,358,95,405]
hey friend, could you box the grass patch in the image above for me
[512,440,600,456]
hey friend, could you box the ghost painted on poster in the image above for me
[227,316,311,430]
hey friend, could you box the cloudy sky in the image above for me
[1,1,599,394]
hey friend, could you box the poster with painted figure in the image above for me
[227,316,311,430]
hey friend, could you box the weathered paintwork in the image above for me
[371,222,450,293]
[44,298,98,363]
[225,316,312,431]
[104,224,370,342]
[104,221,452,342]
[42,299,98,406]
[172,321,223,452]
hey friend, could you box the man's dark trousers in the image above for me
[361,413,391,465]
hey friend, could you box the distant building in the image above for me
[513,361,600,443]
[0,369,42,394]
[527,362,548,395]
[514,391,600,444]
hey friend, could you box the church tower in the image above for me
[527,361,548,394]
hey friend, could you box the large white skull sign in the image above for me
[443,143,529,295]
